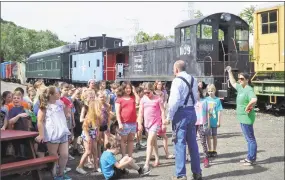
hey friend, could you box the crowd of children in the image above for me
[0,78,224,180]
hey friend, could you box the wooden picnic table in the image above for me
[0,130,57,180]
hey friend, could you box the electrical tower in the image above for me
[188,2,195,19]
[125,18,140,45]
[181,2,195,21]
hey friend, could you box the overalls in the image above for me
[172,76,202,177]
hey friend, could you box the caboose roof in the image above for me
[28,44,76,60]
[175,16,206,28]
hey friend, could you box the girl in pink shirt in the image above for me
[154,81,174,159]
[195,87,210,168]
[137,82,166,172]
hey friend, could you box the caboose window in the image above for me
[114,40,120,47]
[89,40,96,47]
[261,10,277,34]
[97,59,100,67]
[201,24,212,39]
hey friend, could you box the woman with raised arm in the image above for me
[226,66,258,166]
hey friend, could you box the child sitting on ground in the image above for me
[100,136,151,180]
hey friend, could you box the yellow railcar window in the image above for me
[261,10,278,34]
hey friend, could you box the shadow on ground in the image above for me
[203,165,268,180]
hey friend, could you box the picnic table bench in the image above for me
[0,130,58,180]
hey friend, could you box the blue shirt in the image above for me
[100,151,117,180]
[205,96,223,128]
[109,92,117,113]
[33,100,40,116]
[167,71,198,121]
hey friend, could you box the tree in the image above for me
[0,19,67,62]
[239,5,256,34]
[134,31,168,44]
[194,10,203,18]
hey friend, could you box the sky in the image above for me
[1,1,270,45]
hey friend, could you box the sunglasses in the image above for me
[238,77,245,81]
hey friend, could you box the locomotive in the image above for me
[251,3,285,112]
[8,11,253,104]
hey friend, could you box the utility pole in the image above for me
[125,18,140,45]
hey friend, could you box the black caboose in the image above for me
[116,12,253,103]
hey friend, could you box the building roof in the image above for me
[28,44,76,60]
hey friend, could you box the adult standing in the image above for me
[166,60,202,180]
[226,66,258,165]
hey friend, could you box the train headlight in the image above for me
[221,13,231,21]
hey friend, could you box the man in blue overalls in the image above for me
[166,60,202,180]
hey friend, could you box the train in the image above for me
[1,7,284,110]
[252,2,285,111]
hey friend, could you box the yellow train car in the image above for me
[252,2,285,111]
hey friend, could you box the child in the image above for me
[115,82,139,158]
[76,100,100,175]
[96,91,111,157]
[153,81,174,159]
[79,90,97,170]
[195,87,210,168]
[35,86,71,180]
[135,86,146,150]
[99,80,111,104]
[205,84,223,157]
[100,136,150,180]
[1,91,12,130]
[137,82,166,172]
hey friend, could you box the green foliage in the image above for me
[134,31,171,44]
[239,5,256,34]
[0,19,67,62]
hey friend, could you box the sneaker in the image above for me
[76,167,87,175]
[240,159,256,166]
[135,143,142,150]
[54,176,64,180]
[172,176,187,180]
[139,166,151,176]
[64,167,72,173]
[68,154,75,160]
[192,173,202,180]
[63,174,72,180]
[96,168,102,173]
[212,151,217,157]
[207,151,213,157]
[140,142,147,148]
[203,158,209,168]
[84,162,94,169]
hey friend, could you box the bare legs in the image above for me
[144,131,159,168]
[47,142,68,177]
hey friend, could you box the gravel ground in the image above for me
[1,81,284,180]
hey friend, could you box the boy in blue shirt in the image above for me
[100,137,150,180]
[205,84,223,157]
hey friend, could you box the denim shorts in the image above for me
[205,127,217,136]
[48,135,69,144]
[119,123,137,136]
[145,124,161,133]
